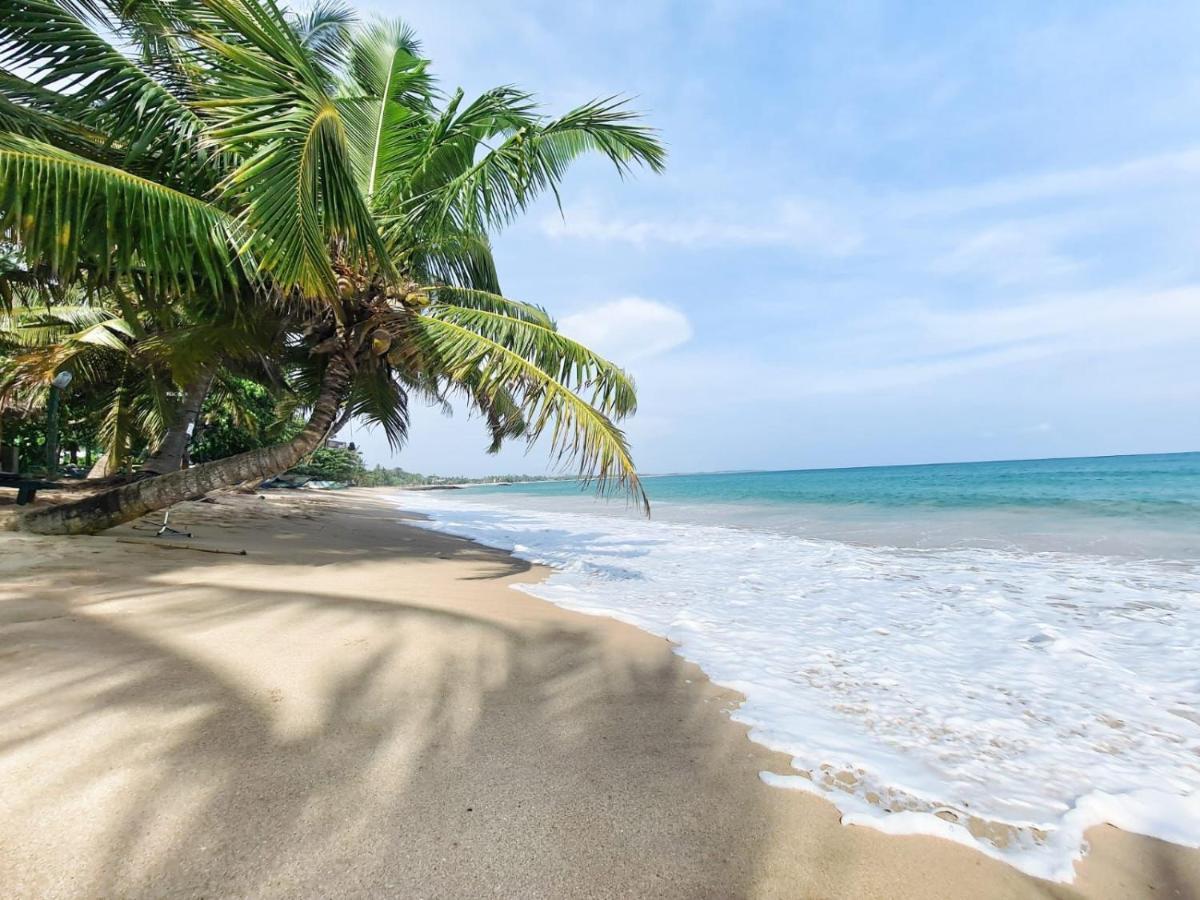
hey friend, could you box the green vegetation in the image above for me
[289,447,366,484]
[190,379,296,465]
[0,0,664,532]
[0,392,100,474]
[358,465,565,487]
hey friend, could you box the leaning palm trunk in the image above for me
[141,368,216,475]
[20,357,351,535]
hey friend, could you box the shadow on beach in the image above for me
[0,495,781,898]
[0,493,1191,898]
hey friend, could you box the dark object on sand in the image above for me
[0,473,60,506]
[260,475,311,490]
[154,508,192,538]
[116,538,247,556]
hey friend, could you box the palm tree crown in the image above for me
[0,0,665,530]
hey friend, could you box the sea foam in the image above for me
[395,491,1200,881]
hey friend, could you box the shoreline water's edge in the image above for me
[383,487,1200,885]
[1,487,1197,898]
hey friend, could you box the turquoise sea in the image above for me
[468,451,1200,558]
[399,451,1200,878]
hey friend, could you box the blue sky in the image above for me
[348,0,1200,476]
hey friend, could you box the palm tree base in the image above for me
[20,356,351,535]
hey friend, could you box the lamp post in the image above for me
[45,370,73,477]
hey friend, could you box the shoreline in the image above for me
[0,488,1195,897]
[396,484,1200,875]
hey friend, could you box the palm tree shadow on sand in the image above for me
[3,499,1186,898]
[0,517,784,898]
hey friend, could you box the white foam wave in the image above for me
[396,492,1200,881]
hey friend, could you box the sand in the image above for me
[0,488,1196,899]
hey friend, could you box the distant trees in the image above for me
[357,465,564,487]
[288,447,365,484]
[358,465,425,487]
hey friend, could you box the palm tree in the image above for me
[0,0,664,534]
[2,303,163,473]
[0,298,284,475]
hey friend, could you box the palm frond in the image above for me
[406,312,646,510]
[0,304,130,347]
[339,19,433,197]
[0,69,117,160]
[533,96,667,180]
[450,374,526,453]
[402,94,665,232]
[196,1,393,296]
[136,315,278,386]
[375,219,500,291]
[393,86,535,200]
[0,133,247,296]
[0,0,218,184]
[423,304,636,417]
[214,98,379,295]
[97,362,136,468]
[429,285,553,327]
[343,364,409,449]
[290,0,356,79]
[2,309,136,355]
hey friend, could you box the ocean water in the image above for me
[393,452,1200,881]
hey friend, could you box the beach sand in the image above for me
[0,489,1196,898]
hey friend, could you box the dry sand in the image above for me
[0,488,1196,899]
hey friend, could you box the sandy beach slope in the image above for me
[0,489,1196,898]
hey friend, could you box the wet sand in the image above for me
[0,489,1195,898]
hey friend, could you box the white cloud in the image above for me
[537,145,1200,274]
[932,220,1082,285]
[641,282,1200,404]
[915,285,1200,351]
[559,297,693,361]
[795,284,1200,395]
[541,199,862,256]
[898,146,1200,217]
[797,343,1054,396]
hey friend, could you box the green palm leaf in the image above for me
[424,304,636,417]
[0,303,130,347]
[0,134,246,295]
[342,364,410,449]
[411,229,501,293]
[429,285,553,327]
[2,309,136,355]
[339,19,432,197]
[404,94,666,232]
[0,0,218,184]
[407,312,647,511]
[532,96,667,180]
[0,69,117,161]
[196,1,392,296]
[290,0,356,82]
